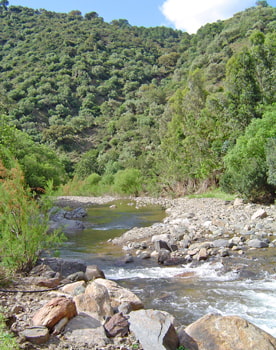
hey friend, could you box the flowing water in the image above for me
[59,200,276,337]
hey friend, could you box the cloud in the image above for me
[161,0,256,33]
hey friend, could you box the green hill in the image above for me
[0,2,275,201]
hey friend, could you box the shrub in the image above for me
[0,159,64,272]
[113,168,142,196]
[221,105,276,202]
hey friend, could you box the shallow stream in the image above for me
[59,200,276,337]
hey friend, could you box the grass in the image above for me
[187,188,236,201]
[0,312,19,350]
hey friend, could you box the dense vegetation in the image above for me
[0,1,276,202]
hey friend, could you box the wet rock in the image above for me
[32,297,77,330]
[64,207,87,219]
[95,278,144,311]
[129,309,179,350]
[64,312,109,347]
[104,313,129,337]
[85,265,105,280]
[185,313,276,350]
[21,326,50,345]
[158,248,171,264]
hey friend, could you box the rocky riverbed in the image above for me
[1,196,276,350]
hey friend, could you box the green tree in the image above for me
[221,105,276,202]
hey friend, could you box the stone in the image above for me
[185,313,276,350]
[66,271,87,282]
[154,240,172,252]
[104,312,129,337]
[158,248,171,264]
[233,198,244,206]
[129,309,179,350]
[151,234,171,243]
[247,239,269,248]
[32,297,77,329]
[61,281,86,295]
[251,209,268,220]
[197,247,209,261]
[85,265,105,280]
[52,317,69,335]
[95,278,144,311]
[212,239,230,248]
[74,281,113,321]
[36,275,61,288]
[177,326,199,350]
[38,257,87,278]
[21,326,50,345]
[64,312,109,347]
[64,207,87,219]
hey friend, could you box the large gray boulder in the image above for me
[128,309,179,350]
[185,313,276,350]
[64,312,109,347]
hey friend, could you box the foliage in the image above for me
[113,168,143,196]
[266,137,276,186]
[0,311,19,350]
[0,4,275,200]
[221,105,276,202]
[0,158,64,272]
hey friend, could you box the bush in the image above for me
[0,312,19,350]
[113,168,143,196]
[221,105,276,202]
[0,159,64,272]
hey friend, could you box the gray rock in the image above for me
[212,239,230,248]
[247,239,269,248]
[129,309,179,350]
[85,265,105,280]
[21,326,50,345]
[38,257,86,278]
[64,207,87,219]
[251,209,268,220]
[64,312,109,347]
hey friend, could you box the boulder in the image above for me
[158,249,171,264]
[247,238,269,248]
[74,281,113,321]
[85,265,105,280]
[64,312,109,347]
[95,278,144,311]
[32,297,77,330]
[21,326,50,345]
[104,312,129,337]
[212,239,230,248]
[129,309,179,350]
[38,257,87,278]
[66,271,87,282]
[177,326,199,350]
[64,207,87,219]
[197,247,209,261]
[61,281,86,296]
[185,313,276,350]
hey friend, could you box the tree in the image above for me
[221,105,276,202]
[0,0,9,11]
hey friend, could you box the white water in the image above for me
[105,261,276,337]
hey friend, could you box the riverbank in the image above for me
[1,196,276,349]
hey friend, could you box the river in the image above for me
[58,199,276,338]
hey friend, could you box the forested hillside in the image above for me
[0,1,275,201]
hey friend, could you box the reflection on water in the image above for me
[58,200,276,338]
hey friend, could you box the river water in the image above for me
[59,200,276,338]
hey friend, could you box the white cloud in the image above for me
[161,0,256,33]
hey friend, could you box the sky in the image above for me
[8,0,276,33]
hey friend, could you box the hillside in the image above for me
[0,2,275,201]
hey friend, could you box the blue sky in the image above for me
[8,0,276,33]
